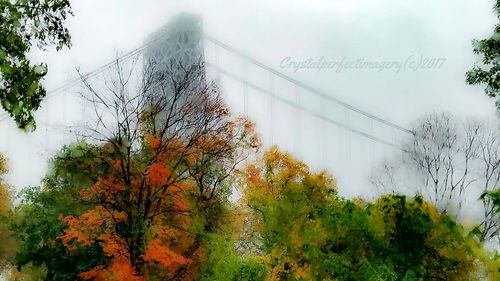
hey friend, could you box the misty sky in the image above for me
[0,0,498,200]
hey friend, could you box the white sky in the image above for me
[0,0,498,199]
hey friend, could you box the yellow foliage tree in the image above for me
[0,153,18,271]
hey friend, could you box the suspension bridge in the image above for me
[0,14,411,197]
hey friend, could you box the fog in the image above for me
[0,0,498,202]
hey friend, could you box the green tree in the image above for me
[0,0,72,130]
[367,195,489,280]
[466,0,500,107]
[197,229,267,280]
[11,143,107,281]
[0,153,18,272]
[241,147,498,280]
[242,147,382,280]
[478,188,500,242]
[0,153,11,214]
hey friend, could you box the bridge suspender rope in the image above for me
[242,60,249,117]
[0,32,411,153]
[206,63,405,151]
[294,85,301,158]
[203,35,413,136]
[203,35,411,151]
[318,95,325,165]
[0,28,178,123]
[268,71,275,145]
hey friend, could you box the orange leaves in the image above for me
[78,266,106,280]
[107,259,144,281]
[171,181,194,192]
[59,215,93,250]
[249,134,261,149]
[166,181,192,212]
[184,147,202,166]
[143,240,191,272]
[246,164,262,185]
[112,160,122,171]
[60,205,141,281]
[210,103,230,117]
[174,197,188,210]
[194,135,227,152]
[100,178,126,192]
[59,206,127,251]
[59,206,108,248]
[54,102,263,280]
[79,189,93,201]
[80,177,126,202]
[165,137,185,154]
[184,115,260,166]
[235,116,261,149]
[113,210,128,222]
[98,233,128,257]
[243,147,337,211]
[79,259,144,281]
[264,146,308,181]
[145,134,161,150]
[241,117,255,131]
[148,162,172,186]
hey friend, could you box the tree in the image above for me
[58,58,259,280]
[0,153,18,273]
[242,147,349,280]
[371,114,500,243]
[0,0,72,130]
[196,232,267,281]
[371,113,480,213]
[0,153,11,214]
[479,188,500,243]
[464,0,500,244]
[242,147,497,280]
[466,0,500,107]
[367,195,487,280]
[474,122,500,242]
[11,143,108,281]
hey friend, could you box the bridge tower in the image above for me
[144,13,204,74]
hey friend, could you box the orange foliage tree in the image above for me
[59,59,260,280]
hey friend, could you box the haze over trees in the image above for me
[463,0,500,245]
[0,1,499,280]
[0,57,496,280]
[371,113,500,244]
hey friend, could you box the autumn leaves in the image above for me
[1,58,499,280]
